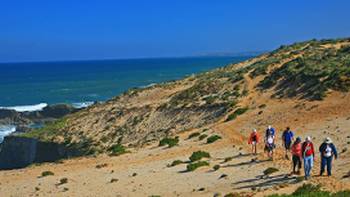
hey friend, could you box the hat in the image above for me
[296,137,301,142]
[253,129,257,133]
[324,137,332,144]
[268,125,272,129]
[305,136,311,142]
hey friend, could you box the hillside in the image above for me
[4,37,350,197]
[21,38,350,155]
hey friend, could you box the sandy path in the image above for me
[1,91,350,197]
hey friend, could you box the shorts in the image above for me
[265,143,275,152]
[251,141,257,145]
[284,141,292,150]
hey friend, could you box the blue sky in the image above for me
[1,0,350,62]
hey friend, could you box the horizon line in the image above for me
[0,51,265,64]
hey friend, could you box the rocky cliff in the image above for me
[0,136,80,170]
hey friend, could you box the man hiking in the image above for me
[248,129,259,155]
[302,136,315,180]
[264,125,276,160]
[291,137,302,175]
[282,127,294,160]
[319,137,338,176]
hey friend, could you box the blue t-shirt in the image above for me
[283,131,294,144]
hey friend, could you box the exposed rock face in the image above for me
[0,104,78,130]
[0,136,80,170]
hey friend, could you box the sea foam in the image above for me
[0,125,16,143]
[0,103,48,112]
[72,102,94,109]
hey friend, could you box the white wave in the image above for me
[0,125,16,143]
[140,83,157,88]
[0,103,48,112]
[71,102,94,109]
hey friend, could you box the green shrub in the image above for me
[59,178,68,185]
[225,107,249,122]
[186,161,209,171]
[41,171,54,177]
[224,193,241,197]
[259,104,267,108]
[213,164,220,171]
[189,151,210,162]
[108,144,127,156]
[263,167,279,175]
[198,134,208,141]
[207,135,222,144]
[168,160,184,167]
[159,137,179,148]
[224,157,233,163]
[188,132,200,139]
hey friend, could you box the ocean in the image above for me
[0,56,251,141]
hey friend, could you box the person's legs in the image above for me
[254,143,257,155]
[320,156,326,176]
[292,155,298,173]
[327,157,333,176]
[304,156,313,179]
[304,157,309,178]
[297,157,302,173]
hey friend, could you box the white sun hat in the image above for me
[324,137,332,144]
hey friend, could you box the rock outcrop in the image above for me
[0,136,80,170]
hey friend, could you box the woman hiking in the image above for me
[291,137,302,175]
[264,127,276,160]
[248,129,259,155]
[319,137,338,176]
[302,136,315,180]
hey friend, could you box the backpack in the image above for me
[266,128,275,138]
[303,142,313,157]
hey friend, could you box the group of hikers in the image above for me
[248,126,338,180]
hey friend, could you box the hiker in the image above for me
[248,129,259,155]
[282,127,294,160]
[264,127,276,160]
[291,137,302,175]
[319,137,338,176]
[265,125,275,138]
[302,136,315,180]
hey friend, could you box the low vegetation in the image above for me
[268,184,350,197]
[263,167,279,175]
[186,161,209,171]
[213,164,220,171]
[167,160,184,167]
[19,118,67,141]
[189,151,210,162]
[257,41,350,100]
[41,171,54,177]
[187,132,201,139]
[159,137,179,148]
[206,135,222,144]
[226,107,249,122]
[58,178,68,185]
[198,134,208,141]
[108,144,128,156]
